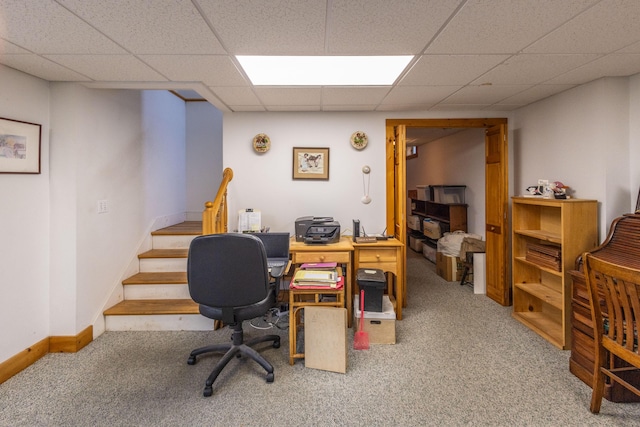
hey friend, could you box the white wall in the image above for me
[223,112,389,236]
[406,128,486,236]
[512,77,636,239]
[0,66,51,363]
[49,86,187,337]
[186,102,223,220]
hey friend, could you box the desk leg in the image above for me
[395,273,403,320]
[346,262,352,328]
[289,293,296,365]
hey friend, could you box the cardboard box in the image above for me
[436,251,463,282]
[409,234,424,252]
[422,243,436,263]
[422,219,441,239]
[353,295,396,344]
[407,215,421,230]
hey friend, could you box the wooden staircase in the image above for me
[103,221,213,331]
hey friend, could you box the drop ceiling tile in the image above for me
[427,0,598,54]
[0,54,91,81]
[442,84,533,104]
[472,54,600,85]
[524,0,640,54]
[229,105,266,112]
[546,54,640,84]
[322,87,390,105]
[376,104,436,112]
[400,55,509,86]
[0,39,30,54]
[431,104,491,111]
[328,0,463,54]
[58,0,225,55]
[0,0,125,54]
[140,55,247,86]
[382,85,461,105]
[618,40,640,53]
[429,104,492,111]
[496,84,577,105]
[197,0,327,54]
[44,55,167,81]
[323,105,378,111]
[254,87,322,106]
[483,104,522,111]
[211,86,261,106]
[267,105,321,112]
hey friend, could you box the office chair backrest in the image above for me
[187,233,270,308]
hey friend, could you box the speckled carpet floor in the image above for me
[1,250,639,426]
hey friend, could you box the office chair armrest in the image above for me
[269,265,286,279]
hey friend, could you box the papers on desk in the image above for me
[291,267,343,289]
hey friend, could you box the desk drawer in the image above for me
[293,251,350,264]
[358,261,398,274]
[357,248,397,263]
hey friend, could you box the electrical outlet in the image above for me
[97,200,108,214]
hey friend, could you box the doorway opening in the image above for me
[385,118,510,306]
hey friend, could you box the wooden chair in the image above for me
[584,253,640,413]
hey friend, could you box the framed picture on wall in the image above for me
[0,117,42,174]
[292,147,329,180]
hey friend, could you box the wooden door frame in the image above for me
[385,117,509,301]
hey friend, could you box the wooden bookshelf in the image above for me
[511,197,597,349]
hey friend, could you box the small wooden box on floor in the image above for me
[304,306,348,373]
[353,295,396,344]
[436,251,462,282]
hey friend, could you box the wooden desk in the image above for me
[289,236,354,324]
[353,239,404,320]
[288,282,344,365]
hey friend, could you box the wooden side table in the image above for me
[353,238,405,320]
[288,282,344,365]
[289,236,354,325]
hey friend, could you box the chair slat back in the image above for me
[585,253,640,358]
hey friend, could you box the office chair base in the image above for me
[188,325,280,397]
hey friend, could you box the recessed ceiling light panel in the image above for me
[236,55,413,86]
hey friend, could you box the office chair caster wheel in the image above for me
[203,386,213,397]
[266,372,274,383]
[187,355,196,365]
[273,341,280,349]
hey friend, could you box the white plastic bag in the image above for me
[436,231,482,257]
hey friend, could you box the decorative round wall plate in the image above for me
[350,131,368,150]
[253,133,270,153]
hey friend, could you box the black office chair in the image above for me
[186,233,281,397]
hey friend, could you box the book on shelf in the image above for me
[525,242,562,271]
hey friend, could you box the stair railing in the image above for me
[202,168,233,235]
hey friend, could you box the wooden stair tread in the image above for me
[122,272,187,285]
[138,249,188,259]
[104,299,199,316]
[151,221,202,236]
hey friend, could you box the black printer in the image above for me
[295,216,341,244]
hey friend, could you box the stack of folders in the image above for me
[291,262,343,289]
